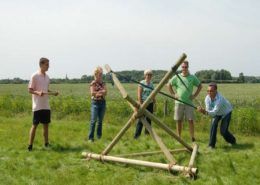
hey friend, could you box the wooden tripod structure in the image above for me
[82,53,199,177]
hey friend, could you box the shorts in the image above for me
[33,109,51,125]
[174,104,194,121]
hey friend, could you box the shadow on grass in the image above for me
[49,143,88,153]
[222,142,254,151]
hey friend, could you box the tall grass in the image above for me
[0,83,259,134]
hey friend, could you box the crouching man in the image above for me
[197,82,236,149]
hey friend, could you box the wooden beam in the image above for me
[116,148,189,158]
[105,64,141,118]
[188,144,199,168]
[82,152,198,175]
[105,64,128,99]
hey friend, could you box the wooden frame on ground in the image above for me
[82,53,199,178]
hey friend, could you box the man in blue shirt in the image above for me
[198,82,236,148]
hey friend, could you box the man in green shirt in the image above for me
[167,61,202,142]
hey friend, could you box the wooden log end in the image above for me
[82,152,92,159]
[185,168,198,180]
[82,152,88,157]
[104,64,112,73]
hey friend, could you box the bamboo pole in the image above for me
[43,91,58,95]
[188,144,199,168]
[116,149,189,158]
[105,64,140,118]
[140,117,176,164]
[82,152,198,175]
[105,64,128,99]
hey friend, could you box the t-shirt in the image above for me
[139,80,154,102]
[168,73,200,105]
[28,71,50,111]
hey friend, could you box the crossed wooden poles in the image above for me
[82,53,199,177]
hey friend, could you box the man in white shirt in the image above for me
[28,58,58,151]
[198,82,236,149]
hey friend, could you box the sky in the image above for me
[0,0,259,79]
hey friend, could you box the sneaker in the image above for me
[228,142,237,147]
[208,146,215,150]
[28,145,33,151]
[88,139,94,143]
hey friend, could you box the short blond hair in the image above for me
[93,66,103,79]
[144,69,153,76]
[182,60,189,66]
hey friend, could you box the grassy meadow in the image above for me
[0,83,260,185]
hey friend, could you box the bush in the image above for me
[0,95,31,116]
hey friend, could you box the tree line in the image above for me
[0,69,259,84]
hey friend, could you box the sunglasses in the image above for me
[182,66,188,69]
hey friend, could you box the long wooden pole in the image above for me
[82,152,198,175]
[105,64,128,98]
[105,64,140,118]
[102,64,139,155]
[116,148,188,158]
[188,144,199,168]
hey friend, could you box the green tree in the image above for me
[238,72,245,83]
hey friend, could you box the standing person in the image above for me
[88,66,107,142]
[28,57,59,151]
[167,61,202,142]
[198,82,236,149]
[134,69,156,139]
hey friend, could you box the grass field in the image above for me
[0,83,260,185]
